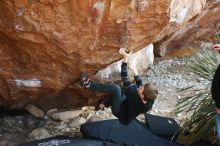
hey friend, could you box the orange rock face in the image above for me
[0,0,219,109]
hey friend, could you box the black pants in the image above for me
[89,82,126,117]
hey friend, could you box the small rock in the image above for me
[56,123,68,129]
[71,127,76,131]
[46,108,58,117]
[81,106,95,111]
[69,117,87,128]
[89,110,114,122]
[28,128,50,140]
[198,77,205,82]
[85,113,94,120]
[177,113,182,117]
[153,109,159,113]
[51,110,83,121]
[24,104,45,118]
[81,107,87,111]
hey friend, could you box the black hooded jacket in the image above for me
[118,62,154,125]
[211,63,220,108]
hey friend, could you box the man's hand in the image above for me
[211,44,220,52]
[119,48,132,63]
[216,108,220,114]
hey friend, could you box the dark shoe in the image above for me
[80,72,91,88]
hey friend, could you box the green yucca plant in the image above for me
[174,45,220,144]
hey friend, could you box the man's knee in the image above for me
[110,85,121,95]
[112,84,121,91]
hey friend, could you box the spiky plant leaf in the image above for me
[174,46,220,144]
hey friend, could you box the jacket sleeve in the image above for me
[144,100,154,112]
[121,62,131,88]
[134,75,143,88]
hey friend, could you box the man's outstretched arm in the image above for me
[120,48,132,88]
[121,62,131,88]
[129,63,143,88]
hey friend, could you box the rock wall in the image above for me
[155,0,220,56]
[0,0,218,109]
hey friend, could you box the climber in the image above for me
[211,44,220,140]
[80,48,158,125]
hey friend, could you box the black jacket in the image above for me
[211,63,220,108]
[118,62,154,125]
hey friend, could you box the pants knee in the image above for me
[112,85,121,92]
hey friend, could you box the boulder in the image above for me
[51,110,83,121]
[0,0,219,109]
[28,128,51,140]
[24,104,45,118]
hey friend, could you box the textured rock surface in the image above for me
[155,0,220,56]
[0,0,219,108]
